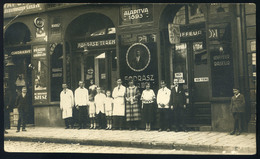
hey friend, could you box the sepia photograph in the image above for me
[3,2,256,156]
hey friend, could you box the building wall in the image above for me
[34,106,64,127]
[4,3,256,130]
[211,102,233,131]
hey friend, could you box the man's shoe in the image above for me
[158,128,162,132]
[230,131,235,135]
[16,130,20,133]
[236,131,241,136]
[167,129,170,132]
[22,129,27,131]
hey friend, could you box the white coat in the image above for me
[112,85,126,116]
[60,89,74,119]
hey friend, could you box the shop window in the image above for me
[50,44,63,102]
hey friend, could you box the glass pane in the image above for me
[173,43,187,83]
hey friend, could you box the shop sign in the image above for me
[213,54,231,66]
[123,8,149,20]
[77,39,116,48]
[124,74,155,89]
[4,3,43,17]
[194,77,209,82]
[175,72,183,79]
[11,49,31,55]
[33,46,46,57]
[34,92,47,102]
[180,30,202,38]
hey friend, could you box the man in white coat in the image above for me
[157,80,171,132]
[60,84,74,129]
[74,81,89,130]
[112,78,126,130]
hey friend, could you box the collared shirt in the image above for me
[157,87,171,108]
[235,93,240,98]
[94,93,106,114]
[175,86,178,92]
[74,87,89,106]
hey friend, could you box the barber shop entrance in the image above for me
[162,4,212,127]
[170,22,211,126]
[74,48,117,91]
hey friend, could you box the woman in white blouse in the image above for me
[141,82,156,131]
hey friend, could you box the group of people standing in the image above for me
[59,77,188,132]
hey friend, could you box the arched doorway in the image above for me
[4,22,34,125]
[65,13,117,92]
[160,4,211,127]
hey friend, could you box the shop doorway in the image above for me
[83,50,115,91]
[170,23,211,126]
[12,55,34,124]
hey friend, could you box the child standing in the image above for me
[105,90,114,130]
[89,80,97,129]
[94,87,106,129]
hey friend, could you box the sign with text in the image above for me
[77,39,116,48]
[120,4,153,25]
[120,40,158,92]
[179,23,205,42]
[34,91,47,104]
[4,3,43,18]
[11,49,31,55]
[33,45,46,57]
[175,72,183,79]
[194,77,209,82]
[211,45,234,97]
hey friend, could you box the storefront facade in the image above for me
[4,3,256,132]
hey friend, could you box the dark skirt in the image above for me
[143,103,156,123]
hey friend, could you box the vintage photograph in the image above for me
[3,3,256,155]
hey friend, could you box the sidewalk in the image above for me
[4,127,256,154]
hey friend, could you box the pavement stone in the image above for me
[4,127,256,154]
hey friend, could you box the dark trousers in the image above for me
[78,106,89,128]
[72,107,79,126]
[233,112,243,132]
[96,112,106,129]
[113,116,125,129]
[64,117,73,128]
[4,109,10,129]
[17,110,27,131]
[174,106,186,130]
[158,108,171,130]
